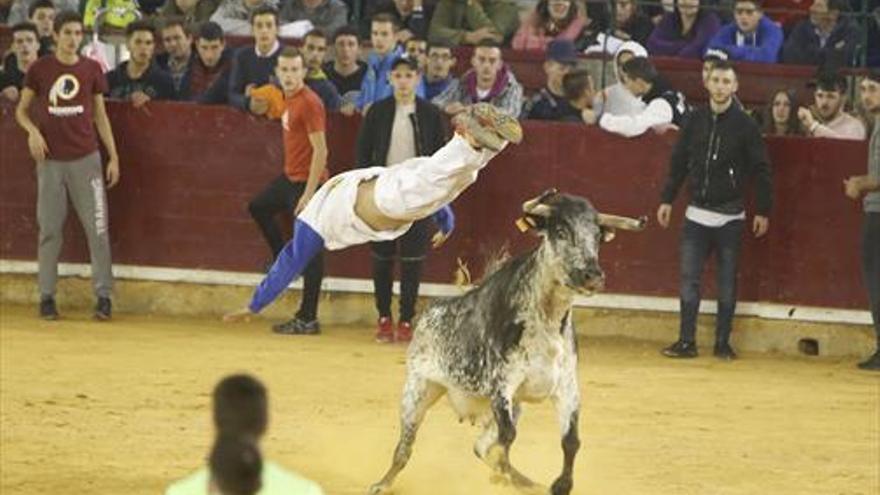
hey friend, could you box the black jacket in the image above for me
[661,103,772,216]
[781,17,861,68]
[355,96,448,168]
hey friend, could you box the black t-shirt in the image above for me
[523,88,582,122]
[322,60,366,103]
[107,61,177,100]
[0,55,26,91]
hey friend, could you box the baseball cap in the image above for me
[546,40,578,65]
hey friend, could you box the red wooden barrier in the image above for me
[0,100,868,310]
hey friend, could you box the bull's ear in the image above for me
[515,214,548,233]
[601,227,617,243]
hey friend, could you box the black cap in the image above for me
[546,40,578,65]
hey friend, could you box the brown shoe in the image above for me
[453,104,522,151]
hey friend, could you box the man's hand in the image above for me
[844,177,861,199]
[105,156,120,188]
[656,203,672,228]
[27,130,49,162]
[431,230,450,249]
[250,96,269,115]
[613,29,632,40]
[130,91,151,109]
[361,102,372,115]
[2,86,20,102]
[397,28,414,43]
[464,27,500,44]
[445,102,466,115]
[797,107,815,131]
[753,215,769,238]
[223,307,255,323]
[295,192,312,215]
[340,102,356,116]
[581,108,597,125]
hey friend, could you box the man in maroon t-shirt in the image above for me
[15,11,121,321]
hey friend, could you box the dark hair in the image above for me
[213,375,268,439]
[198,21,225,41]
[304,28,327,41]
[250,5,279,25]
[475,38,502,49]
[332,25,360,43]
[761,88,801,136]
[620,57,657,83]
[209,435,262,495]
[562,68,593,101]
[733,0,763,8]
[11,21,40,38]
[427,39,453,52]
[53,11,83,33]
[814,71,847,93]
[827,0,847,11]
[709,59,736,74]
[535,0,579,34]
[161,16,188,34]
[28,0,55,19]
[125,19,155,39]
[405,36,426,46]
[371,12,399,30]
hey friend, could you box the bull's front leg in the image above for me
[483,392,545,494]
[550,373,581,495]
[368,374,444,495]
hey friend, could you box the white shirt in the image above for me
[386,102,417,166]
[685,205,745,227]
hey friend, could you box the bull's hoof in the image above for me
[484,444,505,470]
[367,482,391,495]
[550,475,573,495]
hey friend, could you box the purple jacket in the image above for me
[647,11,721,59]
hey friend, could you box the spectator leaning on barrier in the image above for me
[511,0,586,52]
[613,0,654,46]
[225,5,282,113]
[323,25,367,115]
[363,0,432,43]
[417,40,456,100]
[797,71,866,140]
[300,28,342,110]
[211,0,278,35]
[657,60,772,361]
[156,17,194,95]
[281,0,349,38]
[538,66,594,123]
[165,374,325,494]
[522,39,579,120]
[761,88,802,136]
[159,0,222,24]
[246,47,329,335]
[15,11,120,322]
[782,0,861,68]
[428,0,519,46]
[587,56,689,138]
[356,13,410,112]
[706,0,783,63]
[1,22,40,102]
[356,55,451,344]
[592,40,647,117]
[844,70,880,371]
[107,20,177,104]
[27,0,55,55]
[647,0,721,59]
[188,21,233,102]
[432,40,523,117]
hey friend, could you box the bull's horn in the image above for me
[597,213,648,231]
[522,189,559,217]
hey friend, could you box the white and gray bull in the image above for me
[369,190,646,495]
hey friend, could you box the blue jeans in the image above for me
[863,213,880,346]
[678,219,744,345]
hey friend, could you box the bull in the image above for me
[369,190,646,495]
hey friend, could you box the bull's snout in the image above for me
[571,263,605,293]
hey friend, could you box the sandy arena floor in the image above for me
[1,304,878,495]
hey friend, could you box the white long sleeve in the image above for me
[598,98,674,138]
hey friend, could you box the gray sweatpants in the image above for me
[37,152,113,299]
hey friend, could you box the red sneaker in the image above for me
[375,316,395,343]
[396,321,413,343]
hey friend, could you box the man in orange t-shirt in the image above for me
[248,47,329,335]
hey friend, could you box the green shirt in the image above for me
[165,461,324,495]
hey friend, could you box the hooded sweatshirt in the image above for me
[592,40,647,117]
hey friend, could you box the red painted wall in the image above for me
[0,101,868,309]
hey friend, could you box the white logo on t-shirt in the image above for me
[48,74,85,117]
